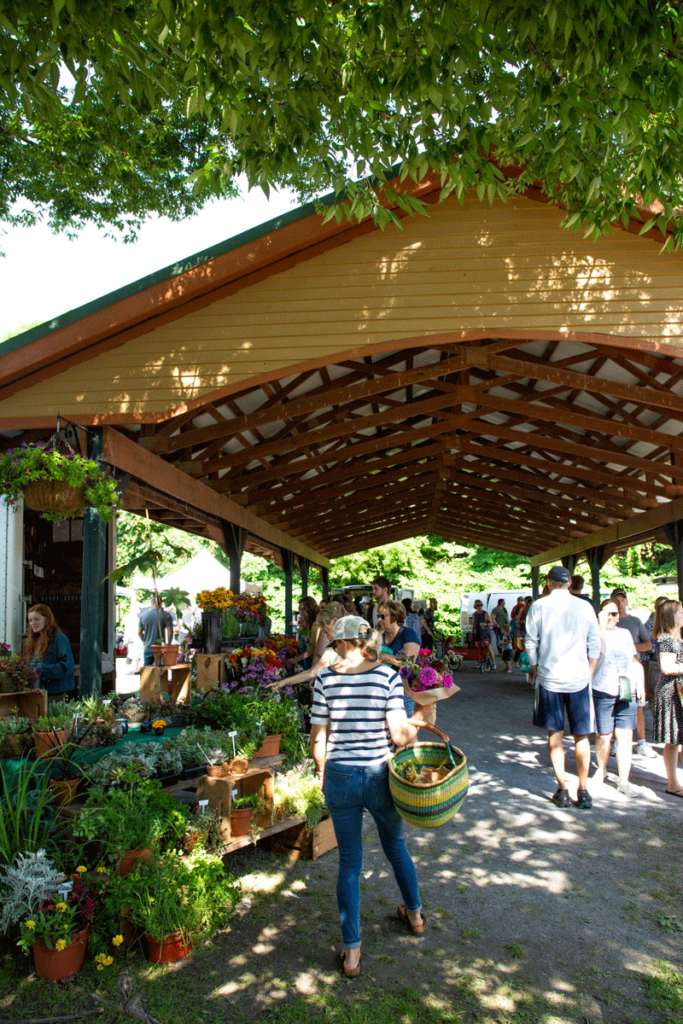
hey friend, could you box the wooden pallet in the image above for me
[261,816,337,861]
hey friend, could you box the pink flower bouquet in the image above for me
[399,650,460,705]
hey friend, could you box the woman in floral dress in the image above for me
[652,599,683,797]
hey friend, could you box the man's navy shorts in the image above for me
[533,684,592,735]
[592,690,637,733]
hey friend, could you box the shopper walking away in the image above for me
[524,566,601,809]
[138,596,173,667]
[310,616,429,977]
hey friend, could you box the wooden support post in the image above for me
[297,555,309,600]
[531,565,540,600]
[586,545,607,613]
[79,428,105,698]
[663,520,683,602]
[281,548,294,636]
[561,554,578,575]
[222,521,247,594]
[321,566,330,601]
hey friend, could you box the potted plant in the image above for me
[33,708,76,758]
[0,439,121,522]
[0,642,38,694]
[230,791,265,837]
[154,748,183,786]
[250,697,299,760]
[182,805,222,853]
[118,850,242,964]
[17,866,100,981]
[273,763,327,829]
[72,779,188,875]
[0,717,34,758]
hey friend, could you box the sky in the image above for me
[0,183,299,341]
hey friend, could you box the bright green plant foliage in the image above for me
[2,2,683,243]
[0,444,120,521]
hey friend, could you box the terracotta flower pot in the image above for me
[205,763,229,778]
[116,848,152,877]
[182,831,201,854]
[32,927,89,982]
[146,931,192,965]
[159,644,180,666]
[230,807,255,837]
[253,733,282,759]
[49,777,79,807]
[34,729,69,758]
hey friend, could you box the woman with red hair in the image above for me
[23,604,75,696]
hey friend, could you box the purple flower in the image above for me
[442,674,454,689]
[418,666,438,689]
[399,666,412,680]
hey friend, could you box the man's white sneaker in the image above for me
[617,780,639,798]
[634,741,657,759]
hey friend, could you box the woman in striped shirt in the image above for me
[310,616,428,977]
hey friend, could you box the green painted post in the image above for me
[79,428,106,698]
[281,548,294,635]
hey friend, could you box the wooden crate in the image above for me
[264,816,337,861]
[195,654,224,692]
[196,767,274,844]
[0,689,47,719]
[140,665,191,703]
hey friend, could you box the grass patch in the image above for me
[643,960,683,1018]
[459,927,482,942]
[656,914,683,933]
[507,942,526,959]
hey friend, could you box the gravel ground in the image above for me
[212,659,683,1023]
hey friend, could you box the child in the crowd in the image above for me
[500,623,513,673]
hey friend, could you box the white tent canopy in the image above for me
[130,548,257,596]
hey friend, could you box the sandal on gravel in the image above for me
[340,950,361,978]
[398,903,426,935]
[665,788,683,798]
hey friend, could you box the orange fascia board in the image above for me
[0,172,445,394]
[101,426,329,567]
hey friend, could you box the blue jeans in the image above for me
[143,649,155,666]
[323,760,421,948]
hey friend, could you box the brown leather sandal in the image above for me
[398,903,427,935]
[340,950,361,977]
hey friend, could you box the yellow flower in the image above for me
[112,934,124,947]
[103,955,113,966]
[55,902,67,913]
[151,719,166,729]
[25,920,36,930]
[76,865,87,874]
[97,963,104,971]
[96,866,108,874]
[55,939,67,952]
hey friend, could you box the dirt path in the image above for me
[190,661,682,1023]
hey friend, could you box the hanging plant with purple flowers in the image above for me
[0,442,121,522]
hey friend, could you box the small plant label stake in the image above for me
[228,731,238,759]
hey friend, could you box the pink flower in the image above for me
[442,674,454,689]
[418,666,438,689]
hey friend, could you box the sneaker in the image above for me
[551,788,570,807]
[635,741,657,759]
[617,780,639,798]
[576,789,593,809]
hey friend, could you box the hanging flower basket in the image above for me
[23,479,86,517]
[0,438,120,522]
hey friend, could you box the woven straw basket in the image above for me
[389,722,468,829]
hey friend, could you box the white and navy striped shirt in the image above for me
[311,662,405,767]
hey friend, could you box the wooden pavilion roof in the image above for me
[2,172,683,567]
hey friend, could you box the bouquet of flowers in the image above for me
[196,587,234,612]
[399,650,461,705]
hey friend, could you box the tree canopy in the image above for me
[3,1,683,242]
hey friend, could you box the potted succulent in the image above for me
[154,748,183,786]
[0,717,34,758]
[0,439,121,522]
[118,849,241,965]
[0,642,38,694]
[33,708,77,758]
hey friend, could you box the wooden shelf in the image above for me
[0,689,47,719]
[140,665,191,702]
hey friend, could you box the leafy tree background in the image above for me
[115,512,676,638]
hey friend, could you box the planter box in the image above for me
[195,654,224,692]
[264,816,337,861]
[140,665,191,703]
[196,768,273,844]
[0,689,47,720]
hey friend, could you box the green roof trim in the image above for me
[0,191,335,355]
